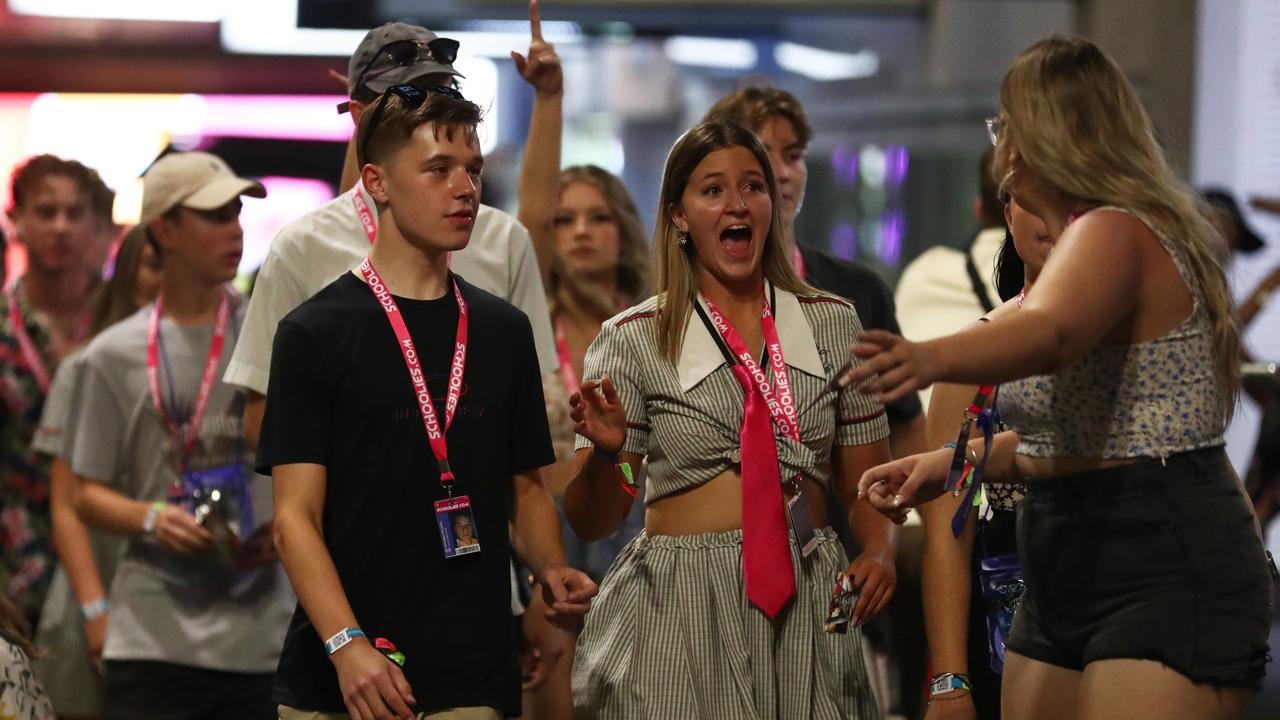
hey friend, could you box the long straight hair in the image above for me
[550,165,650,321]
[653,122,817,361]
[993,37,1240,415]
[90,228,154,337]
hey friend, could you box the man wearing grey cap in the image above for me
[69,151,295,719]
[226,22,558,446]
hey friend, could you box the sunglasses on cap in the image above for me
[338,37,461,114]
[359,83,466,165]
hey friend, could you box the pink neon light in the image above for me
[200,95,354,142]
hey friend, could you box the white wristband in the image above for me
[81,598,109,621]
[143,502,164,535]
[324,627,365,655]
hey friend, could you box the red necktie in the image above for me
[731,364,797,618]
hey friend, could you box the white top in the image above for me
[224,182,558,395]
[893,227,1004,408]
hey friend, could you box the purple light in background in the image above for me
[830,144,858,186]
[878,209,905,265]
[883,145,909,190]
[830,223,858,260]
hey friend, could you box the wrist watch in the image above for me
[929,672,973,698]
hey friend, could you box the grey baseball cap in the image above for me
[347,22,464,99]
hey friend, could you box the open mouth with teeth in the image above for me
[719,225,753,258]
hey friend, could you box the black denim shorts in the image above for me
[1007,447,1273,689]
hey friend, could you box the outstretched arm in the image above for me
[846,211,1148,402]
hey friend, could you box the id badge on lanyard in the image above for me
[360,257,479,560]
[698,286,819,557]
[147,291,256,568]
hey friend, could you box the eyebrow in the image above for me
[423,153,484,165]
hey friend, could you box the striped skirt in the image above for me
[572,527,880,719]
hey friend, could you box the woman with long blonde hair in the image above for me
[849,37,1270,720]
[566,121,897,718]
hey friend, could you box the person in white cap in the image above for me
[67,151,294,719]
[226,21,558,448]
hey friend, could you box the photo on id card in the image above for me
[435,495,481,558]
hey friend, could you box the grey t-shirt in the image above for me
[68,301,293,673]
[31,350,82,458]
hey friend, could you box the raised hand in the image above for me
[839,329,940,404]
[511,0,563,96]
[569,375,627,453]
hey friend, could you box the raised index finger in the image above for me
[529,0,543,42]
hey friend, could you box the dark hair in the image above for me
[0,592,38,659]
[1201,187,1264,254]
[994,229,1025,302]
[145,206,183,259]
[8,154,100,214]
[702,86,813,149]
[978,147,1004,229]
[356,90,483,167]
[88,173,116,229]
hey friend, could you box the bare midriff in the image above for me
[644,469,829,536]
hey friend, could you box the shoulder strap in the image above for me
[965,248,997,314]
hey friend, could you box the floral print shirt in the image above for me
[0,629,54,720]
[0,278,58,625]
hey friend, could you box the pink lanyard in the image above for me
[145,291,232,474]
[353,189,452,269]
[701,291,801,444]
[5,280,87,394]
[352,190,378,245]
[553,315,580,398]
[359,257,469,489]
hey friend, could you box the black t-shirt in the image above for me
[798,244,922,424]
[257,272,554,716]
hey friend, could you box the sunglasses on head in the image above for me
[359,83,466,165]
[338,37,461,114]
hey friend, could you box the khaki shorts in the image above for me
[278,705,501,720]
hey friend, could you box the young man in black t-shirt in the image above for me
[259,85,597,720]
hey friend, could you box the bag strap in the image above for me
[965,247,997,313]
